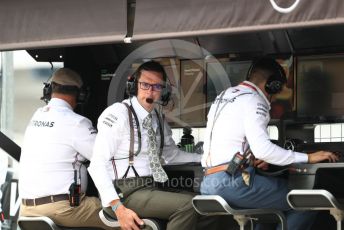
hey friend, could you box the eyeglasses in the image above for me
[138,82,164,92]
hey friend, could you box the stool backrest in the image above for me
[99,209,162,230]
[192,195,233,215]
[287,189,344,210]
[18,216,61,230]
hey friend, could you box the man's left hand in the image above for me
[254,159,269,170]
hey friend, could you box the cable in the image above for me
[256,166,290,177]
[47,61,54,82]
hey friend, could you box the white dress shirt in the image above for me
[202,81,308,167]
[88,97,201,207]
[19,98,97,199]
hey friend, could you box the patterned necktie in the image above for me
[142,114,168,182]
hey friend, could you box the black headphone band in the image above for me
[126,64,172,105]
[246,58,286,95]
[41,81,89,104]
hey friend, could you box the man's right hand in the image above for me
[308,151,339,163]
[115,204,144,230]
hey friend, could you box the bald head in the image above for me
[50,68,83,108]
[51,68,83,88]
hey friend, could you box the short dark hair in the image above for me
[51,82,80,97]
[136,61,167,82]
[247,57,286,84]
[126,60,168,96]
[247,57,287,94]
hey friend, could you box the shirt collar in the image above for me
[240,81,271,107]
[130,96,151,120]
[48,98,73,110]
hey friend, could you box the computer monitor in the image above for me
[296,55,344,120]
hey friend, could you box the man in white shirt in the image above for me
[19,68,112,229]
[201,57,338,230]
[89,61,215,230]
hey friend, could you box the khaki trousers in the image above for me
[20,195,113,230]
[115,177,218,230]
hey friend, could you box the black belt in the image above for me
[22,194,69,206]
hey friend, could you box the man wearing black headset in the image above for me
[19,68,113,229]
[89,61,217,230]
[201,57,338,230]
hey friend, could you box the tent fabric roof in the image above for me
[1,0,344,50]
[133,0,344,41]
[0,0,126,51]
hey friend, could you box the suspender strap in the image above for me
[122,163,140,178]
[120,102,164,178]
[206,91,253,167]
[122,102,141,179]
[123,103,135,165]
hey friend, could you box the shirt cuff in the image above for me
[101,189,120,207]
[294,151,308,163]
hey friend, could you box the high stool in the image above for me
[192,195,287,230]
[99,207,163,230]
[18,216,102,230]
[287,189,344,230]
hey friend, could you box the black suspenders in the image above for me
[121,102,164,178]
[122,102,140,178]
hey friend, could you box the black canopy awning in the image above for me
[133,0,344,41]
[0,0,127,51]
[1,0,344,51]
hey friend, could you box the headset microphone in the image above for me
[146,98,154,104]
[146,98,168,106]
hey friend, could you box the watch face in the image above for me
[111,201,123,212]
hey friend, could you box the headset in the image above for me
[246,57,287,95]
[126,61,172,106]
[41,82,53,104]
[41,82,89,105]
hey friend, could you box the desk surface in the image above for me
[164,163,203,193]
[288,162,344,198]
[290,162,344,175]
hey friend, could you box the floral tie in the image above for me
[142,114,168,182]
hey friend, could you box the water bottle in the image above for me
[181,127,195,152]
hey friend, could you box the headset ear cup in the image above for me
[160,83,172,106]
[77,87,90,104]
[126,81,137,96]
[41,82,52,104]
[126,73,138,96]
[265,79,282,94]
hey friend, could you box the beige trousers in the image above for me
[20,195,114,230]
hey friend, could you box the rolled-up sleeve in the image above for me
[244,97,308,165]
[88,104,127,207]
[72,118,97,160]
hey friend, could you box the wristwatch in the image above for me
[111,201,123,212]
